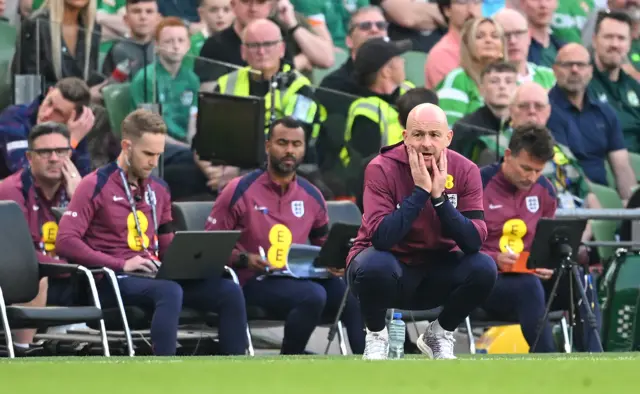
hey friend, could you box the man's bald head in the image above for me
[553,43,592,95]
[242,18,282,42]
[406,103,448,129]
[493,9,530,64]
[493,8,528,29]
[403,103,452,169]
[241,18,285,73]
[513,81,548,105]
[556,42,590,63]
[510,81,551,127]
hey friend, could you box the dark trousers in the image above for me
[97,275,248,356]
[483,273,555,352]
[243,276,365,355]
[347,247,497,332]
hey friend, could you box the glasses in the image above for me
[29,147,72,159]
[516,102,548,111]
[349,21,389,33]
[243,39,282,50]
[555,61,591,70]
[238,0,271,4]
[504,29,528,40]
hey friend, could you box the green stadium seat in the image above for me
[312,50,349,85]
[401,51,427,87]
[102,83,133,138]
[589,182,624,261]
[0,21,17,112]
[628,152,640,182]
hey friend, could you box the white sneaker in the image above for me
[363,327,389,360]
[416,320,456,360]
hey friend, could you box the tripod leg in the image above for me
[532,268,564,352]
[570,265,604,352]
[324,280,351,355]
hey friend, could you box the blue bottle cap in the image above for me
[393,312,402,319]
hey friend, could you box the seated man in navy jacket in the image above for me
[0,77,95,179]
[547,43,636,203]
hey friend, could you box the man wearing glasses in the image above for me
[0,122,82,355]
[425,0,483,89]
[215,18,325,166]
[0,77,94,180]
[548,43,637,203]
[493,8,556,89]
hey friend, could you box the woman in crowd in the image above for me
[436,17,507,126]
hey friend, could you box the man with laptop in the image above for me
[205,116,366,355]
[55,109,249,356]
[480,124,601,352]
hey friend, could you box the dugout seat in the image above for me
[0,202,112,358]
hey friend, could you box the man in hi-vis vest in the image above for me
[215,18,326,166]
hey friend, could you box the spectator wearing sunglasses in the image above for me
[0,77,95,180]
[317,7,389,116]
[425,0,483,89]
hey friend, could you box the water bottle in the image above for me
[388,312,406,359]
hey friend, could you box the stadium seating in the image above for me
[0,201,110,358]
[401,51,427,87]
[589,182,625,261]
[312,50,349,85]
[102,83,133,138]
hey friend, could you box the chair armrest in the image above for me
[39,262,83,277]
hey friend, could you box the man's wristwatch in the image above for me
[236,252,249,268]
[431,194,446,207]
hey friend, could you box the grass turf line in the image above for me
[0,354,639,394]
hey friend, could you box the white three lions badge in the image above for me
[526,196,539,213]
[291,201,305,218]
[448,194,458,208]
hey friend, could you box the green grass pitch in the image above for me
[1,354,639,393]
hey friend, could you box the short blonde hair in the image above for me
[121,109,167,140]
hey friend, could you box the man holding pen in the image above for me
[479,124,601,352]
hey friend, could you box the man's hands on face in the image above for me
[67,106,95,143]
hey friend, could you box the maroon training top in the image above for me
[55,162,173,271]
[347,142,487,265]
[0,168,68,263]
[479,162,557,267]
[205,169,329,285]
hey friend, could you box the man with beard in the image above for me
[548,43,637,202]
[347,103,496,360]
[56,110,249,356]
[204,116,366,355]
[589,11,640,152]
[0,122,82,355]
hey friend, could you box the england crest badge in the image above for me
[291,200,305,218]
[525,196,539,213]
[448,194,458,208]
